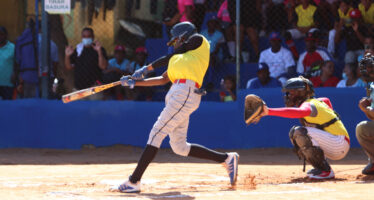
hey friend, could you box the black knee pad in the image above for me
[292,126,313,148]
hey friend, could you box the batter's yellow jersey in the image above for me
[167,36,210,88]
[303,99,349,138]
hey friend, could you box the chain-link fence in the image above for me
[0,0,371,101]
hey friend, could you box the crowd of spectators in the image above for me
[2,0,374,101]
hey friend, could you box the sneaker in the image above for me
[362,162,374,175]
[223,152,239,185]
[308,169,335,180]
[118,180,141,193]
[306,168,320,175]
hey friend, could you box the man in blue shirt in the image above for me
[103,45,131,84]
[246,63,282,89]
[0,26,15,100]
[200,17,224,66]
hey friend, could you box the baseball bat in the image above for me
[62,81,121,103]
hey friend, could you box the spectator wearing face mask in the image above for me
[65,27,108,93]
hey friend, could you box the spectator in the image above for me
[14,20,39,98]
[358,0,374,27]
[201,17,225,67]
[228,0,262,59]
[103,45,131,84]
[285,0,318,59]
[297,32,331,75]
[358,36,374,62]
[38,24,59,99]
[246,63,282,89]
[259,32,296,85]
[131,46,154,101]
[219,75,236,102]
[193,0,207,32]
[217,0,235,60]
[337,62,366,87]
[264,0,288,33]
[163,0,181,35]
[0,26,14,100]
[310,28,334,60]
[335,9,368,64]
[310,61,340,87]
[327,0,353,56]
[65,27,108,95]
[178,0,194,23]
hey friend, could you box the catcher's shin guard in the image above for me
[289,126,331,172]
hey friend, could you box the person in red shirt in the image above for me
[310,61,340,87]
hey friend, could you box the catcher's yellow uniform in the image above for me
[303,99,349,139]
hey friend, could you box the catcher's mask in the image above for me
[359,53,374,82]
[282,76,314,107]
[167,22,197,47]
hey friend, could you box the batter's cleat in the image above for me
[306,168,320,175]
[308,169,335,180]
[118,180,141,193]
[223,152,239,186]
[362,162,374,175]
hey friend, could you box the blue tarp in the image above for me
[0,88,368,149]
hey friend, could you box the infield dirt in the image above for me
[0,146,373,200]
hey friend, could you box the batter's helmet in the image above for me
[282,76,314,107]
[167,22,197,46]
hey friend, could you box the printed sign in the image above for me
[45,0,71,14]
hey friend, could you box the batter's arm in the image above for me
[134,71,170,87]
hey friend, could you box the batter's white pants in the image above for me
[147,80,201,156]
[306,127,350,160]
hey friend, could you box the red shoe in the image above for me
[362,163,374,175]
[308,169,335,180]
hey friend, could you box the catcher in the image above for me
[117,22,239,193]
[356,53,374,175]
[245,76,350,179]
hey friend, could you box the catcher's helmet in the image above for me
[282,76,314,107]
[359,53,374,82]
[167,22,197,46]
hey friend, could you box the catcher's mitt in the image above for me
[244,94,266,125]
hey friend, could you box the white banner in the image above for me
[45,0,71,14]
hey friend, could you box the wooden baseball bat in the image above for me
[62,81,121,103]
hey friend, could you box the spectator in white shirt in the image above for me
[259,32,296,85]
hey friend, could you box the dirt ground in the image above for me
[0,145,373,200]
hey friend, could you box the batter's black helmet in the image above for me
[167,22,197,46]
[282,76,314,107]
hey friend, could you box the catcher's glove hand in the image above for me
[244,94,267,125]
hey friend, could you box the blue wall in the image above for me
[0,88,368,149]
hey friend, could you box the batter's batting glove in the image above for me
[131,66,149,80]
[120,75,135,89]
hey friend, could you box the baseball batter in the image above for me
[356,53,374,175]
[117,22,239,193]
[247,76,350,179]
